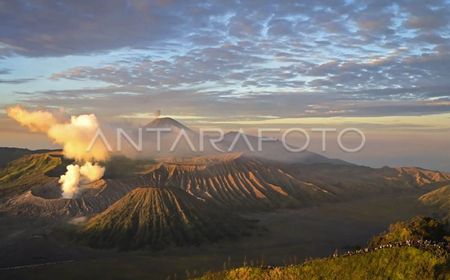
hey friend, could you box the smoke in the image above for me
[48,114,108,162]
[59,164,81,198]
[80,162,105,182]
[7,106,108,199]
[59,162,105,198]
[7,105,58,132]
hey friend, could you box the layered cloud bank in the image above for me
[7,106,107,198]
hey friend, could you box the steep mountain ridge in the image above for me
[79,187,252,250]
[143,154,333,209]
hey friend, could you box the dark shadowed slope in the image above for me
[197,216,450,280]
[420,185,450,219]
[0,152,63,198]
[197,246,449,280]
[79,187,253,250]
[0,147,35,168]
[0,147,61,168]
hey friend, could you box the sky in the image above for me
[0,0,449,171]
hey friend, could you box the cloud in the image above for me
[9,83,450,123]
[0,0,191,56]
[1,0,450,124]
[80,162,105,182]
[0,78,34,84]
[0,0,447,57]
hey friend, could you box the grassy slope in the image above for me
[197,247,449,280]
[0,153,62,197]
[198,216,450,280]
[420,185,450,219]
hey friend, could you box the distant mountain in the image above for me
[142,117,349,165]
[144,117,191,131]
[137,117,199,158]
[286,164,450,198]
[221,131,349,165]
[78,187,253,250]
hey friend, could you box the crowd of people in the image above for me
[331,239,449,258]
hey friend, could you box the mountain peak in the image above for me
[145,117,191,130]
[79,186,251,249]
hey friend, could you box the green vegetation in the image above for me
[196,216,450,280]
[0,152,62,197]
[420,185,450,219]
[196,247,449,280]
[369,216,449,247]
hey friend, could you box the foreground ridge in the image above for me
[195,216,450,280]
[195,246,449,280]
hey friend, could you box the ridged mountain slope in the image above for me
[79,187,252,249]
[144,154,333,209]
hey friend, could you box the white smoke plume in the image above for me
[7,106,108,199]
[59,164,81,199]
[80,162,105,182]
[59,162,105,198]
[6,105,58,132]
[47,114,108,162]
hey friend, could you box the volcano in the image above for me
[221,131,349,165]
[79,186,252,250]
[144,117,192,131]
